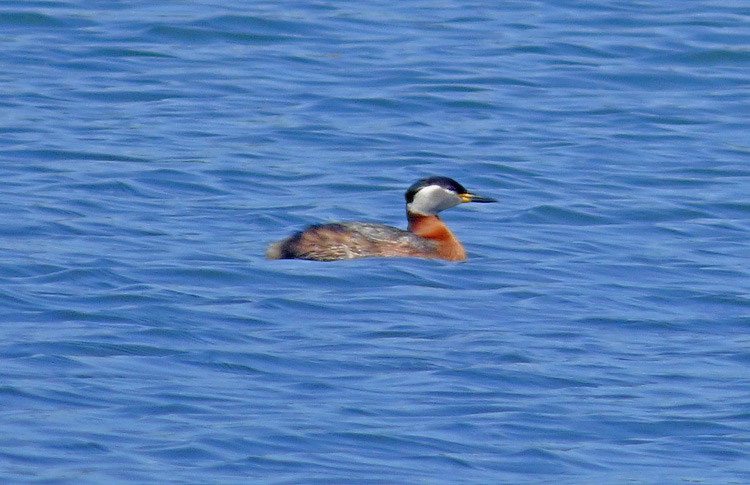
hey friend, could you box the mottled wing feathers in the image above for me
[266,222,438,261]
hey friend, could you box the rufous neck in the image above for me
[407,211,466,261]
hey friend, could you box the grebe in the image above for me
[266,176,496,262]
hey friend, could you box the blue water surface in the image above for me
[1,1,749,483]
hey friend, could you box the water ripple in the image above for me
[1,1,749,483]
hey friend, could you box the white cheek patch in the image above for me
[408,185,461,215]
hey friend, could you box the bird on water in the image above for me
[266,176,496,262]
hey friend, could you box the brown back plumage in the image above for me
[266,222,438,261]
